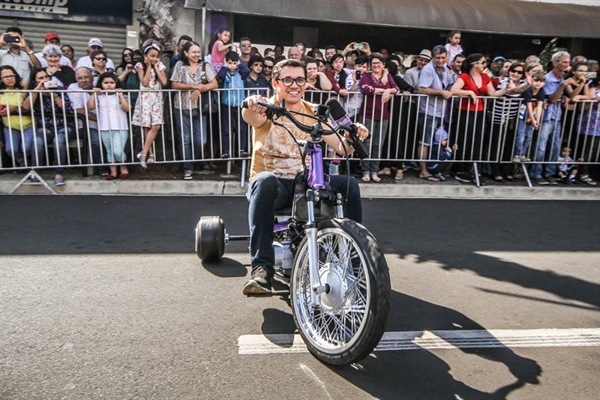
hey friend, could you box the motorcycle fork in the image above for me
[305,190,328,306]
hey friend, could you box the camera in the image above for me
[44,81,57,89]
[355,71,362,80]
[588,72,597,79]
[4,35,20,44]
[354,42,364,51]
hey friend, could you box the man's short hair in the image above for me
[355,55,369,65]
[240,37,251,43]
[431,45,447,57]
[226,51,239,62]
[453,53,466,62]
[263,47,274,56]
[325,45,337,51]
[249,54,264,66]
[272,59,306,82]
[263,56,275,65]
[330,53,344,64]
[178,35,193,44]
[551,51,570,63]
[5,27,22,35]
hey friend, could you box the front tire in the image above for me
[290,218,391,366]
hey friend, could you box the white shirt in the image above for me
[76,55,115,70]
[96,94,128,131]
[67,83,98,130]
[35,53,72,68]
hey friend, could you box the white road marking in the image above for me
[238,328,600,355]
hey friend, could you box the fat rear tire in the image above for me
[195,216,225,262]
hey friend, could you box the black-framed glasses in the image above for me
[1,74,16,79]
[277,77,307,87]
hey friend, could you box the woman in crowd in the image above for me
[450,53,508,183]
[573,66,598,185]
[326,54,349,97]
[121,49,142,107]
[210,27,234,73]
[131,43,167,168]
[171,41,218,179]
[304,57,332,104]
[87,72,130,180]
[22,68,74,186]
[90,49,114,85]
[0,66,34,167]
[359,52,399,182]
[60,45,76,69]
[563,62,591,146]
[42,45,76,88]
[116,48,135,82]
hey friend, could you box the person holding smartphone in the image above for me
[0,27,41,87]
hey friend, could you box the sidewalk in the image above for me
[2,164,599,200]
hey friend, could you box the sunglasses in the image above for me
[511,70,524,74]
[1,74,16,79]
[95,57,107,61]
[263,65,273,69]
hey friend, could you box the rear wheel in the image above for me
[290,218,391,366]
[195,216,225,262]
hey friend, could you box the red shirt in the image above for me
[459,72,490,112]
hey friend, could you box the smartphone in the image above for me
[354,42,364,51]
[4,35,20,44]
[44,81,57,89]
[588,72,597,79]
[355,70,362,80]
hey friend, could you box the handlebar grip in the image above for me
[348,130,369,159]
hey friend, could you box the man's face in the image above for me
[46,38,60,46]
[273,66,306,106]
[288,47,302,60]
[263,61,274,76]
[240,40,252,55]
[88,45,102,55]
[416,57,429,69]
[554,55,571,72]
[76,70,93,90]
[251,61,263,75]
[178,39,189,51]
[325,48,337,61]
[345,53,357,68]
[452,57,464,73]
[432,53,446,69]
[491,60,503,73]
[265,50,275,58]
[226,59,238,74]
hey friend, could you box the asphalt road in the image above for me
[1,196,599,400]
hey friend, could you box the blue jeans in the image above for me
[3,126,34,167]
[174,108,208,173]
[220,104,248,156]
[100,130,128,163]
[246,171,362,271]
[33,127,72,174]
[514,119,534,157]
[530,119,561,179]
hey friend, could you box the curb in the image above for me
[1,179,599,201]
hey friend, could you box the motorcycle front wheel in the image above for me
[290,218,391,366]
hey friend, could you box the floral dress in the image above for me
[131,62,165,127]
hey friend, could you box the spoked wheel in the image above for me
[195,216,225,262]
[290,218,391,366]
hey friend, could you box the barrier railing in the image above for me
[1,88,598,190]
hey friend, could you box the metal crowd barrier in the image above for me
[0,88,598,191]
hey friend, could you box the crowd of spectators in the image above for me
[0,26,598,186]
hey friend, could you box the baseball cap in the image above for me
[418,49,432,61]
[45,32,60,41]
[492,56,507,62]
[88,38,103,47]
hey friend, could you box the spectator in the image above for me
[87,72,130,180]
[572,55,587,66]
[325,45,337,63]
[309,49,324,61]
[404,49,431,89]
[250,46,260,56]
[359,52,399,182]
[573,72,599,185]
[514,72,546,164]
[526,55,540,64]
[89,49,114,86]
[263,48,275,59]
[273,44,284,58]
[344,50,359,70]
[287,46,302,61]
[304,57,332,104]
[343,55,368,119]
[216,51,250,158]
[450,52,508,184]
[76,38,116,70]
[378,47,390,60]
[42,45,76,88]
[564,61,591,143]
[245,54,269,96]
[131,43,167,168]
[171,41,218,179]
[416,45,453,181]
[0,27,40,86]
[449,53,465,82]
[340,42,371,59]
[122,50,143,107]
[35,32,71,68]
[0,66,34,168]
[488,56,505,88]
[67,67,105,173]
[426,127,458,181]
[445,30,464,67]
[238,37,252,67]
[326,54,349,96]
[294,42,306,59]
[262,56,275,86]
[530,51,574,185]
[500,60,513,81]
[23,68,74,186]
[116,48,134,77]
[210,27,234,73]
[170,35,193,69]
[61,45,76,69]
[556,147,579,184]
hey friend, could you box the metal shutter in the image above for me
[0,17,127,65]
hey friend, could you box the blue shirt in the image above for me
[543,71,563,121]
[418,62,454,117]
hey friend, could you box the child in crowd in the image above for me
[210,27,234,73]
[445,31,464,67]
[514,72,546,163]
[87,72,130,180]
[131,43,167,168]
[244,54,269,97]
[345,55,368,119]
[426,126,458,181]
[556,147,578,184]
[217,51,249,158]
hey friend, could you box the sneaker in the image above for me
[242,266,273,295]
[29,175,39,183]
[183,171,193,180]
[240,151,250,158]
[512,155,522,163]
[221,153,230,159]
[54,176,65,186]
[544,176,558,185]
[454,172,472,183]
[433,172,446,181]
[561,176,570,184]
[520,156,531,162]
[533,177,549,185]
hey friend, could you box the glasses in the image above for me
[1,74,16,79]
[511,70,524,75]
[95,57,107,61]
[277,77,307,87]
[263,65,273,69]
[252,63,263,68]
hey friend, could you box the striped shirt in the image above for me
[490,78,524,125]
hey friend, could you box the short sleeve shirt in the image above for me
[67,83,98,129]
[170,61,216,110]
[543,71,563,121]
[418,62,454,117]
[0,49,34,84]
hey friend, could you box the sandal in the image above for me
[493,176,504,182]
[105,174,116,180]
[136,152,147,169]
[119,172,129,180]
[371,173,381,182]
[361,174,370,182]
[579,175,597,186]
[147,154,155,164]
[419,174,439,182]
[394,170,404,180]
[377,167,392,176]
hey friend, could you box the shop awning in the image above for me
[184,0,600,38]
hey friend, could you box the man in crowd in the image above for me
[170,35,193,68]
[449,53,465,82]
[76,38,115,69]
[263,48,275,59]
[287,46,302,61]
[404,49,431,89]
[294,42,306,59]
[325,45,337,64]
[0,27,40,86]
[263,56,275,85]
[238,37,252,67]
[417,45,453,181]
[35,32,71,67]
